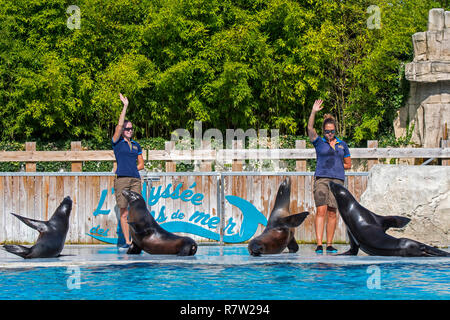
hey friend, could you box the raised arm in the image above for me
[112,93,129,143]
[307,99,323,142]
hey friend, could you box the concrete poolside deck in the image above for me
[1,244,449,269]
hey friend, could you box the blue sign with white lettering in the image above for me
[87,181,268,244]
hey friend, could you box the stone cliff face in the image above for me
[395,8,450,147]
[360,165,449,247]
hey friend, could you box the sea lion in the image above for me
[122,190,197,256]
[248,177,309,256]
[3,196,72,259]
[329,181,450,257]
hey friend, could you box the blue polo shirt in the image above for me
[312,136,350,181]
[112,136,142,178]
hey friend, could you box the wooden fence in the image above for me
[0,172,367,244]
[0,139,448,244]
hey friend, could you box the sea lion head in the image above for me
[328,181,355,218]
[278,177,291,198]
[248,239,265,256]
[328,181,347,199]
[59,196,73,217]
[272,177,291,213]
[121,190,143,205]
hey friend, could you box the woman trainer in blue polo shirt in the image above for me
[307,99,352,254]
[112,93,145,249]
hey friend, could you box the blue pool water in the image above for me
[0,245,449,300]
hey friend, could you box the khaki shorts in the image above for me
[313,177,344,209]
[114,177,142,209]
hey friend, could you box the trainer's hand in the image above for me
[312,99,323,113]
[119,93,129,107]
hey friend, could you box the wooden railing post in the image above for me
[165,141,176,172]
[367,140,379,170]
[442,140,449,166]
[232,140,243,171]
[200,140,212,172]
[71,141,82,172]
[25,142,36,172]
[295,140,306,171]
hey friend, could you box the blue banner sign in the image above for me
[87,181,268,244]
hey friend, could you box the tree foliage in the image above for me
[0,0,447,144]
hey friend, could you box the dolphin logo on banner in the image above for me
[160,195,267,243]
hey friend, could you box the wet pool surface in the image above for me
[0,244,449,300]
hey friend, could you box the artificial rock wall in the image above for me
[395,8,450,147]
[360,165,450,247]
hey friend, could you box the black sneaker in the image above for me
[315,245,323,253]
[326,245,338,253]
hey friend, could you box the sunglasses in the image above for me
[123,127,134,132]
[324,130,335,134]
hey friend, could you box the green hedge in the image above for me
[1,0,446,145]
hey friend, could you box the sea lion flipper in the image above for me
[10,213,49,233]
[279,212,309,228]
[338,230,359,256]
[127,241,142,255]
[3,244,32,259]
[287,237,299,253]
[415,242,450,257]
[379,215,411,231]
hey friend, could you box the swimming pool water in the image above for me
[0,245,449,300]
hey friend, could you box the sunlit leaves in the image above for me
[0,0,447,144]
